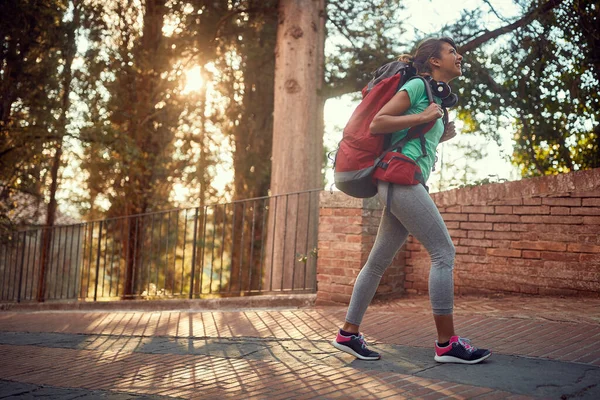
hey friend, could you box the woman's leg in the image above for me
[343,202,409,330]
[378,182,456,342]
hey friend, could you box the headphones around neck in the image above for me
[424,76,458,108]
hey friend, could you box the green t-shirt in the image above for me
[390,78,444,183]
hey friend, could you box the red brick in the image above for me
[567,243,600,253]
[523,198,542,205]
[459,238,494,247]
[584,216,600,225]
[460,222,493,231]
[468,247,487,256]
[542,198,582,206]
[494,206,513,214]
[468,230,485,239]
[571,208,600,216]
[463,206,495,214]
[487,248,521,258]
[448,229,468,238]
[442,213,469,221]
[486,215,521,223]
[469,214,486,222]
[551,207,571,215]
[332,208,362,216]
[493,223,511,232]
[522,250,541,259]
[485,231,521,240]
[540,252,580,262]
[583,198,600,207]
[511,241,567,252]
[522,215,584,224]
[513,206,551,215]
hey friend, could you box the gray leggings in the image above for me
[345,181,456,325]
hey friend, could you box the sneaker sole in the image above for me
[434,352,492,364]
[331,340,381,361]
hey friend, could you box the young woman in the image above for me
[331,37,491,364]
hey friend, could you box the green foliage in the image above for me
[447,0,599,177]
[0,0,73,227]
[324,0,407,99]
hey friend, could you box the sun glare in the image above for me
[183,66,203,93]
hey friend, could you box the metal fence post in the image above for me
[93,221,103,302]
[17,231,26,303]
[189,207,199,299]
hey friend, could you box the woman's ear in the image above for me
[429,57,441,68]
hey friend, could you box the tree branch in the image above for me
[458,0,565,54]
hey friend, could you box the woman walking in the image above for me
[331,37,491,364]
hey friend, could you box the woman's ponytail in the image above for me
[397,54,414,65]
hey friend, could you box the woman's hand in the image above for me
[440,121,457,143]
[421,103,443,122]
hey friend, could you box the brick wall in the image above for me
[317,169,600,304]
[316,192,406,305]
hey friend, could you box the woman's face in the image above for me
[433,42,463,80]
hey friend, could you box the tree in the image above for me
[0,0,66,231]
[266,0,326,291]
[447,0,598,176]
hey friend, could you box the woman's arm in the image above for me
[369,90,444,135]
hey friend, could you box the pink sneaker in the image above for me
[435,336,491,364]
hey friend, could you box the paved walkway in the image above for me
[0,294,599,399]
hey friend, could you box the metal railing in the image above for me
[0,189,320,302]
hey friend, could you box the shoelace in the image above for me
[457,337,477,352]
[354,333,369,348]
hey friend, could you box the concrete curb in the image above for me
[0,293,317,312]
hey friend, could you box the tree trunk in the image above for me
[37,1,80,302]
[265,0,325,292]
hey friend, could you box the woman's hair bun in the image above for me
[397,54,414,64]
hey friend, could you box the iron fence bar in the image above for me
[117,219,125,297]
[149,214,155,295]
[74,224,82,299]
[122,218,130,298]
[17,231,26,303]
[248,200,257,292]
[209,205,217,294]
[132,216,140,296]
[101,220,109,297]
[259,197,268,292]
[292,193,300,290]
[269,196,278,292]
[238,202,246,292]
[60,225,69,299]
[49,226,58,300]
[66,225,75,299]
[86,222,93,299]
[281,195,289,291]
[189,207,198,299]
[23,231,33,301]
[173,210,179,295]
[10,234,18,300]
[305,192,312,289]
[93,220,103,301]
[1,241,7,300]
[199,205,208,295]
[165,211,170,294]
[109,220,117,297]
[138,217,146,295]
[155,214,161,295]
[229,203,236,293]
[219,204,226,292]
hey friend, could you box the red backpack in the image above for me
[333,61,440,198]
